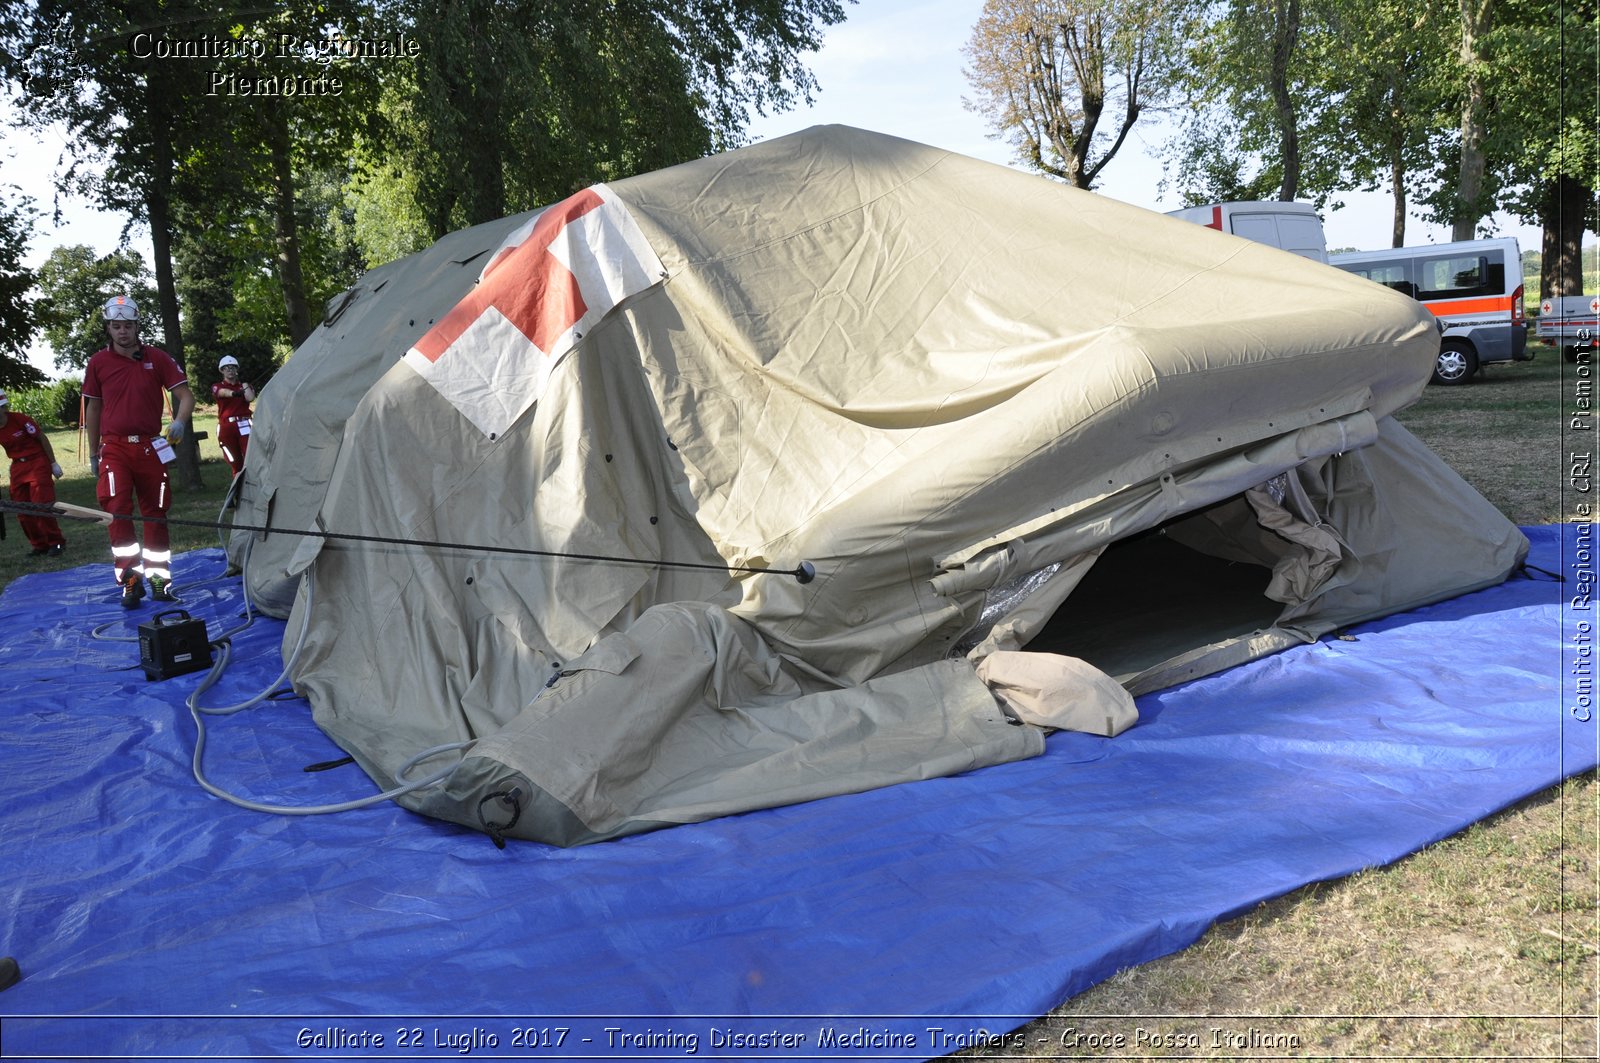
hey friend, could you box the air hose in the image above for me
[185,562,475,816]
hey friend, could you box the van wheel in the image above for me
[1433,341,1478,385]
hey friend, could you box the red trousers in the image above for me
[217,416,249,477]
[96,437,172,583]
[8,458,65,551]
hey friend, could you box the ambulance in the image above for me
[1329,238,1528,385]
[1166,201,1329,262]
[1535,293,1599,361]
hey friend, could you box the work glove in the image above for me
[50,462,62,479]
[166,419,187,444]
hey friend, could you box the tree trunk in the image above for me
[1540,173,1590,301]
[144,74,202,491]
[267,110,313,346]
[1389,154,1407,248]
[1452,0,1493,241]
[1387,79,1407,247]
[1270,0,1302,201]
[464,3,506,224]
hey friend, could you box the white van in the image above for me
[1329,238,1528,385]
[1166,201,1329,263]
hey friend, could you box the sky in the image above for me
[0,0,1547,378]
[742,0,1544,254]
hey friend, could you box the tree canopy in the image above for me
[967,0,1596,276]
[0,182,44,391]
[963,0,1189,188]
[33,244,161,372]
[0,0,851,403]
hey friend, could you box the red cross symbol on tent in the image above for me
[411,188,607,364]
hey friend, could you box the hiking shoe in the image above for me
[120,575,145,609]
[149,577,179,603]
[47,544,64,557]
[29,547,47,557]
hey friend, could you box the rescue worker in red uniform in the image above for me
[0,389,67,557]
[82,295,197,608]
[211,355,254,479]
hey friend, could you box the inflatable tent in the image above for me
[228,126,1527,845]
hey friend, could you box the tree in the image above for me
[343,133,435,269]
[1167,0,1467,235]
[33,245,160,372]
[384,1,710,234]
[1166,0,1594,267]
[1488,0,1598,299]
[1302,0,1453,245]
[1,0,217,487]
[204,3,379,347]
[1261,0,1304,200]
[378,0,848,239]
[1451,0,1496,239]
[0,182,44,391]
[963,0,1187,188]
[1166,0,1333,203]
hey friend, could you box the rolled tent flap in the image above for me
[975,651,1139,737]
[256,126,1528,845]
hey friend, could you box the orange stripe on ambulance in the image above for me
[1330,238,1529,386]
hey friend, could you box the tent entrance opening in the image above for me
[1025,532,1279,683]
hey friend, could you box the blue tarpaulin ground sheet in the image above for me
[1,525,1592,1060]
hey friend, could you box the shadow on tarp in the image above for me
[0,527,1590,1061]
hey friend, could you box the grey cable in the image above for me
[185,564,474,815]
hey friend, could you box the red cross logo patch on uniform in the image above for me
[404,183,664,438]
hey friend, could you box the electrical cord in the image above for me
[59,502,474,819]
[185,563,475,815]
[0,496,818,584]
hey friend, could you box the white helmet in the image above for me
[103,295,139,321]
[218,355,240,369]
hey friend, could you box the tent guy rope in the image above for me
[0,498,818,583]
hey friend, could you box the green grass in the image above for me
[1391,348,1571,522]
[8,355,1594,1061]
[957,351,1597,1060]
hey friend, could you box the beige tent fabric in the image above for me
[976,651,1138,736]
[228,211,538,616]
[251,127,1527,845]
[438,602,1038,842]
[1245,480,1349,604]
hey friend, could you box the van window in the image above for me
[1229,214,1279,245]
[1347,263,1413,296]
[1415,254,1501,301]
[1276,216,1326,258]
